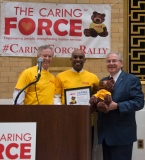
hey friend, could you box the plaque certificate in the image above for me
[64,86,91,105]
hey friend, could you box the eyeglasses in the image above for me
[106,59,121,64]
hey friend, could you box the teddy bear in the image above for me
[84,11,108,38]
[70,96,77,104]
[89,78,114,113]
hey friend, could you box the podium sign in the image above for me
[0,122,36,160]
[0,105,91,160]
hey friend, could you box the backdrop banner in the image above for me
[1,2,111,58]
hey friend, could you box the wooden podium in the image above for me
[0,105,91,160]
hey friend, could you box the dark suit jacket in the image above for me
[97,70,144,145]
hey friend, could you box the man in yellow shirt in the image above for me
[12,45,55,105]
[54,49,99,104]
[54,49,99,145]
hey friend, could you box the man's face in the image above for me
[106,53,123,76]
[70,50,86,72]
[38,48,53,70]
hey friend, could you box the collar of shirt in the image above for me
[36,65,49,71]
[110,69,122,82]
[71,68,84,73]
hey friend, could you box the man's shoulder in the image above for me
[21,66,37,74]
[123,72,139,81]
[49,72,55,79]
[118,70,137,79]
[17,66,37,79]
[83,70,98,77]
[24,66,36,70]
[84,69,95,75]
[56,69,71,77]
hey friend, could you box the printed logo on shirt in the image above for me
[82,82,89,85]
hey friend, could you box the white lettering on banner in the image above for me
[39,8,82,17]
[1,2,111,57]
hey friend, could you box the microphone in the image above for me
[37,57,43,75]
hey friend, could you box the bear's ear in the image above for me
[101,13,106,17]
[93,11,99,17]
[99,81,106,89]
[93,11,98,15]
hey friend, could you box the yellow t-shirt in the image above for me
[89,23,106,33]
[94,89,111,100]
[55,69,99,126]
[15,66,55,105]
[55,69,99,104]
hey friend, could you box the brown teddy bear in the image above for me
[70,96,77,104]
[84,11,108,38]
[89,78,114,113]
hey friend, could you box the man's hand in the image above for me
[108,101,118,111]
[97,101,118,113]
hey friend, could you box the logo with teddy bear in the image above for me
[84,11,108,38]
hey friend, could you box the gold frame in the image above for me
[124,0,145,84]
[123,0,128,73]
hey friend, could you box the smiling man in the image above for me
[54,49,99,105]
[54,49,99,148]
[97,52,144,160]
[12,45,55,105]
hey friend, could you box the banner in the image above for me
[0,123,36,160]
[1,2,111,58]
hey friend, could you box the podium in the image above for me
[0,105,91,160]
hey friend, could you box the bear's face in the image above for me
[71,96,76,100]
[91,11,106,24]
[98,79,114,92]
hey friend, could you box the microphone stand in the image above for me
[14,73,41,105]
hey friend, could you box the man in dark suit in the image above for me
[97,52,144,160]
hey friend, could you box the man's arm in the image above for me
[53,94,62,105]
[100,76,144,113]
[117,77,144,112]
[12,89,25,105]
